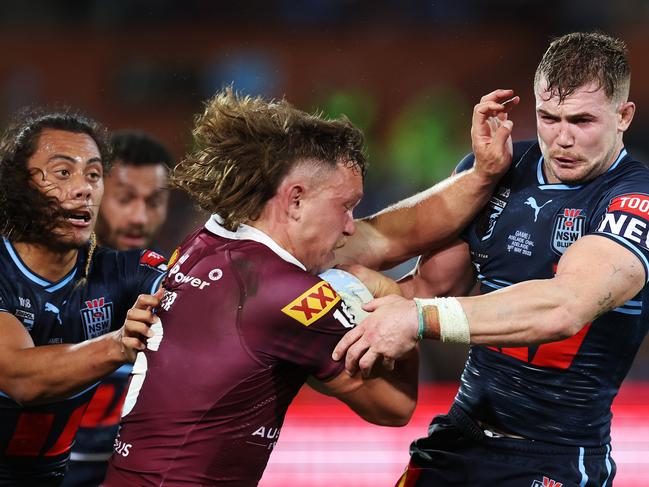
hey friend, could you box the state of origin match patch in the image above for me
[281,281,340,326]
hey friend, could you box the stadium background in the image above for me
[2,2,648,484]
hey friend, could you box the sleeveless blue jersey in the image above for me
[0,238,165,478]
[454,140,649,447]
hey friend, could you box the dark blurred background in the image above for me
[3,0,649,380]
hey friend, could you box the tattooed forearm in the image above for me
[593,291,614,320]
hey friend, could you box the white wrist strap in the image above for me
[416,297,470,344]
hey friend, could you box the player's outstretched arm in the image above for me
[0,293,159,406]
[336,90,518,270]
[310,349,419,427]
[333,235,644,376]
[458,235,644,345]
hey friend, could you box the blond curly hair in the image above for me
[172,88,367,230]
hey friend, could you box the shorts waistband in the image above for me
[448,404,611,456]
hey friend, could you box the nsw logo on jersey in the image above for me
[552,208,585,254]
[281,281,341,326]
[597,193,649,250]
[531,476,563,487]
[80,297,114,339]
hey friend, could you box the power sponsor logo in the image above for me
[167,260,223,290]
[139,249,167,271]
[281,281,340,326]
[597,193,649,250]
[80,297,114,339]
[552,208,585,254]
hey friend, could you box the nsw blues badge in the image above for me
[80,297,114,339]
[552,208,585,254]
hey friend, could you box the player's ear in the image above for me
[286,184,305,221]
[618,101,635,132]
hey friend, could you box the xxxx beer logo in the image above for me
[282,281,340,326]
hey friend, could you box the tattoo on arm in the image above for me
[593,291,613,320]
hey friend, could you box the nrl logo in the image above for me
[80,297,114,339]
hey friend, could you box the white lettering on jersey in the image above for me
[615,195,649,215]
[159,290,177,312]
[333,301,356,329]
[113,436,132,457]
[252,426,281,439]
[168,261,219,290]
[598,213,649,249]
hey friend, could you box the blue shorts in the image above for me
[396,405,615,487]
[61,459,108,487]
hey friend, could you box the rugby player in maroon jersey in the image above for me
[103,87,511,486]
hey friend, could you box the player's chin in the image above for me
[52,228,93,250]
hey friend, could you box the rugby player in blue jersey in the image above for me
[0,109,165,486]
[333,32,644,486]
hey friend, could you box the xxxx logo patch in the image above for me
[281,281,340,326]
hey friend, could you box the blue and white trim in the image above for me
[595,231,649,284]
[613,299,642,316]
[478,274,514,290]
[3,237,78,293]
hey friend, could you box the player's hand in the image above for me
[117,289,163,363]
[338,264,403,298]
[471,89,519,181]
[332,295,419,378]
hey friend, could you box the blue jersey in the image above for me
[0,238,165,479]
[454,141,649,447]
[69,249,167,466]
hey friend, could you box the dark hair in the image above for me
[0,106,111,243]
[111,131,173,169]
[534,32,631,103]
[172,88,367,231]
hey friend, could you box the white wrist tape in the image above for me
[417,297,470,344]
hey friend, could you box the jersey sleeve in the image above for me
[589,178,649,282]
[454,152,476,174]
[112,249,167,330]
[119,249,167,294]
[250,270,355,382]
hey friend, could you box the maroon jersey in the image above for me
[103,217,353,486]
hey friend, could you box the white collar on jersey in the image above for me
[204,214,307,271]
